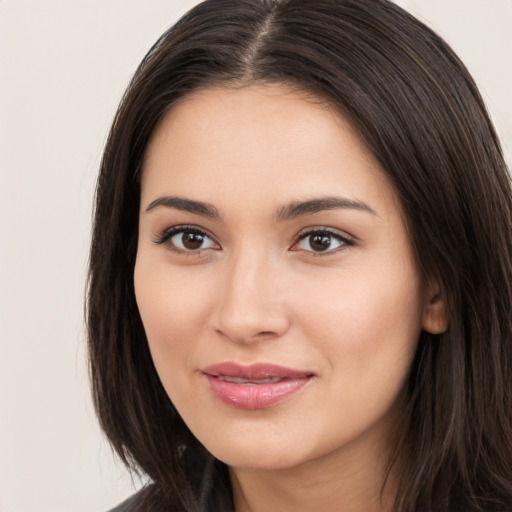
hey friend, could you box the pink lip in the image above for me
[202,363,314,410]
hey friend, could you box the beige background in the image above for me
[0,1,510,511]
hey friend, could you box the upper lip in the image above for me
[202,362,313,380]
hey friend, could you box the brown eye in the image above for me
[155,227,218,252]
[293,229,352,254]
[170,229,217,251]
[309,233,332,252]
[180,232,206,250]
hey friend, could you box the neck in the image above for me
[229,430,399,512]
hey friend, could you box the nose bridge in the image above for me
[229,246,267,296]
[213,244,288,343]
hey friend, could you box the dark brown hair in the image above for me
[87,1,512,510]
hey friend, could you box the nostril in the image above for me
[211,272,291,343]
[214,325,287,345]
[256,331,279,338]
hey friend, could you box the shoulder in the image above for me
[107,492,141,512]
[105,486,184,512]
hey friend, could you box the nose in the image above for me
[211,250,290,344]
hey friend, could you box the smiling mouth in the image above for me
[217,376,283,384]
[202,362,314,409]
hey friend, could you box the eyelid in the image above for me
[291,226,354,254]
[153,224,220,252]
[152,224,353,256]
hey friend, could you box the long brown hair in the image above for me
[87,1,512,510]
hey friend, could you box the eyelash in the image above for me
[153,225,217,255]
[153,225,354,256]
[292,228,354,255]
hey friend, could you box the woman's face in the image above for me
[135,85,441,472]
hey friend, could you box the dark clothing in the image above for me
[107,493,141,512]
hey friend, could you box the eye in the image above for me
[155,226,219,253]
[291,229,353,254]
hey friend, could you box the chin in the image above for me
[199,433,311,471]
[216,450,305,472]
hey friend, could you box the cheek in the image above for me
[133,257,214,375]
[293,261,423,374]
[291,266,423,434]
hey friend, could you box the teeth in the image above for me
[219,376,282,384]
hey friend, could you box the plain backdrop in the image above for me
[0,1,510,511]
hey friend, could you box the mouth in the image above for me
[216,376,283,384]
[202,362,314,410]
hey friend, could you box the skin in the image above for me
[134,85,446,512]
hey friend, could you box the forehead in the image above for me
[141,85,397,216]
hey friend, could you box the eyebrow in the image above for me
[144,194,376,220]
[145,196,220,218]
[275,196,376,221]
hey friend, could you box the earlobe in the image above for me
[421,281,449,334]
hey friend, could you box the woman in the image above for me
[87,0,512,510]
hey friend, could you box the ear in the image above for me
[421,278,449,334]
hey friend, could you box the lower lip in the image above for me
[204,375,312,409]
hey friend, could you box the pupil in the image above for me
[310,234,331,251]
[182,232,204,250]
